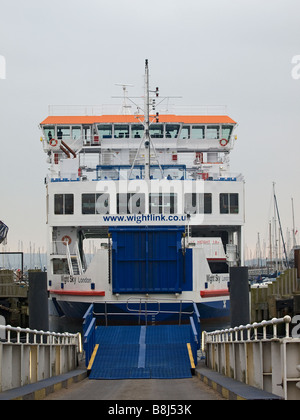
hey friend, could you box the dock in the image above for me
[1,268,300,401]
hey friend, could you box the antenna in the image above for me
[114,83,134,115]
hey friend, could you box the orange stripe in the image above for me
[40,114,236,125]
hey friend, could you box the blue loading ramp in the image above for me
[88,325,194,380]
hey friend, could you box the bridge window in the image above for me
[222,125,233,140]
[150,124,163,138]
[72,126,81,140]
[132,124,144,138]
[98,124,112,139]
[179,125,190,139]
[166,124,180,138]
[114,124,129,139]
[191,126,205,139]
[220,193,239,214]
[57,126,71,140]
[149,193,177,214]
[206,125,219,139]
[44,126,55,142]
[117,193,145,214]
[83,125,92,143]
[54,194,74,215]
[82,193,110,214]
[184,193,212,214]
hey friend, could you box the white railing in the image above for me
[51,241,84,276]
[203,316,300,400]
[74,241,84,275]
[0,324,80,346]
[47,104,228,116]
[0,324,82,393]
[204,315,292,344]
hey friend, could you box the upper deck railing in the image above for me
[47,104,228,117]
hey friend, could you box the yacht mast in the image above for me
[273,183,289,268]
[292,197,297,247]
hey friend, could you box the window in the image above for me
[114,124,129,139]
[72,126,81,140]
[166,124,180,138]
[208,261,229,274]
[54,194,74,215]
[206,125,220,139]
[149,193,177,214]
[53,259,69,275]
[150,124,163,138]
[179,125,190,139]
[191,126,205,139]
[83,125,92,143]
[184,193,212,214]
[57,126,71,140]
[117,193,145,214]
[220,193,239,214]
[131,124,144,138]
[98,124,112,139]
[44,126,55,142]
[82,194,110,214]
[222,125,233,140]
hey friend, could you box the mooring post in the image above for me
[229,267,250,329]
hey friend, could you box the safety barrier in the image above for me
[83,304,96,368]
[189,303,201,365]
[0,325,82,393]
[203,316,300,400]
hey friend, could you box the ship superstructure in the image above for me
[40,61,244,323]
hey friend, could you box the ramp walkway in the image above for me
[83,302,201,381]
[89,325,193,379]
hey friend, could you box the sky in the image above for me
[0,0,300,259]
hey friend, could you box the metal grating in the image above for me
[89,325,192,380]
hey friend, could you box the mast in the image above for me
[269,220,272,269]
[128,59,163,180]
[292,197,297,247]
[273,183,289,268]
[144,59,151,181]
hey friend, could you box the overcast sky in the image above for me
[1,0,300,258]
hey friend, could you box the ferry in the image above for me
[40,60,245,325]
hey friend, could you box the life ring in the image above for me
[220,138,229,147]
[62,235,72,246]
[49,139,58,147]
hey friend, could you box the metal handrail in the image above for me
[93,298,196,326]
[0,324,81,349]
[203,315,292,345]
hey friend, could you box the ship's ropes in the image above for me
[88,325,193,380]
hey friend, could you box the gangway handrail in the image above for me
[92,298,197,326]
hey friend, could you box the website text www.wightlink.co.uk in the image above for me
[102,214,188,224]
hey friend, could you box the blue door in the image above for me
[110,226,192,294]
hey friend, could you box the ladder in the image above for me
[66,242,84,276]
